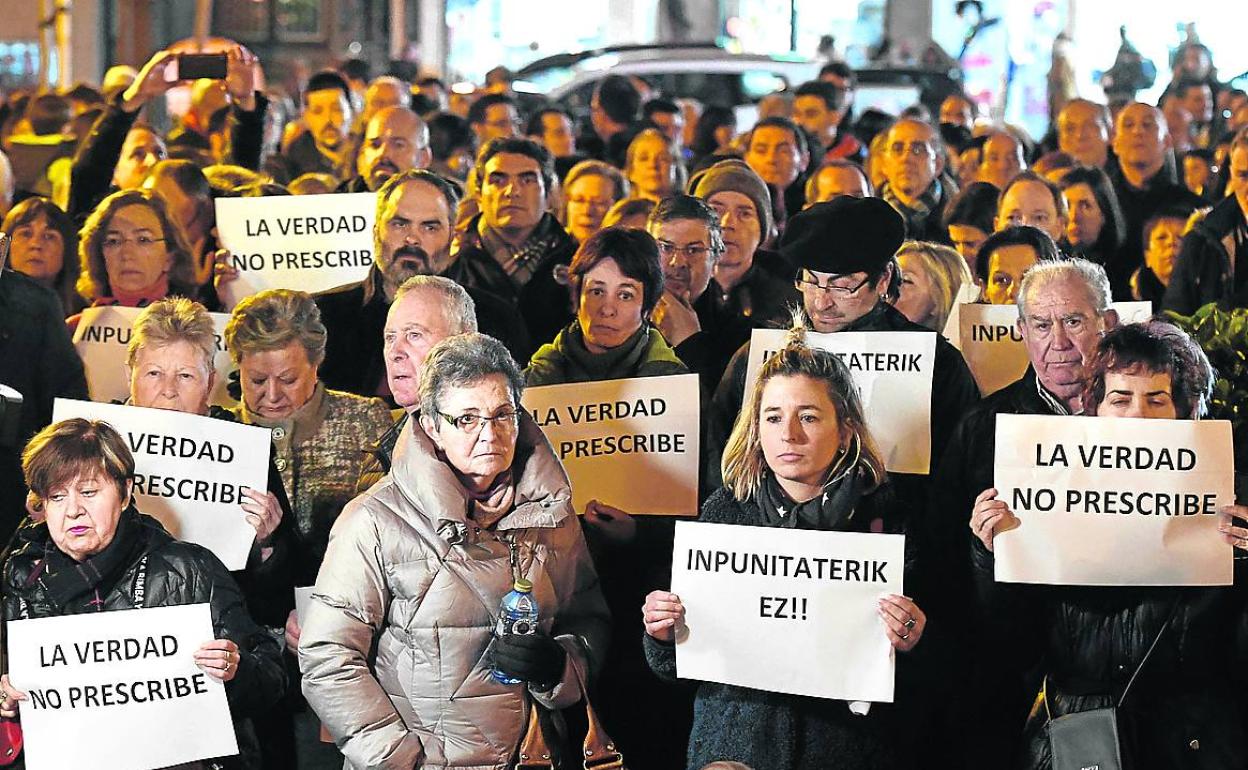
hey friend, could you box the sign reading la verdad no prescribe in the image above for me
[53,399,269,570]
[993,413,1234,586]
[672,521,904,702]
[743,329,936,474]
[522,374,700,515]
[215,192,376,307]
[7,603,238,770]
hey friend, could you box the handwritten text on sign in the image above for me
[215,192,376,307]
[672,521,904,702]
[53,399,269,570]
[744,330,936,474]
[523,374,700,515]
[955,301,1154,396]
[993,413,1234,586]
[7,603,238,770]
[72,305,236,407]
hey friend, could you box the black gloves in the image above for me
[492,633,566,689]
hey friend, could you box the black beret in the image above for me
[780,196,905,276]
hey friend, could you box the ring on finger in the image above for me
[900,631,910,641]
[904,617,917,629]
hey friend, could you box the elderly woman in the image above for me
[976,225,1060,305]
[224,289,391,589]
[970,320,1248,769]
[526,226,687,385]
[1059,166,1126,268]
[126,298,293,624]
[643,326,927,770]
[0,419,286,768]
[625,128,685,203]
[1,196,82,314]
[562,159,629,243]
[891,241,973,332]
[299,333,608,769]
[69,187,199,330]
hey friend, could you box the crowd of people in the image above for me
[0,33,1247,770]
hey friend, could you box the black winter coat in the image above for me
[643,485,928,770]
[444,213,578,347]
[1163,196,1248,315]
[2,508,287,769]
[973,539,1248,770]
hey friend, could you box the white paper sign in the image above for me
[7,603,238,770]
[672,521,904,702]
[73,305,236,407]
[955,301,1160,396]
[743,330,937,474]
[215,192,377,307]
[993,414,1234,586]
[53,399,268,570]
[522,374,700,515]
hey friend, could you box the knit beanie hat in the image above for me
[690,159,773,237]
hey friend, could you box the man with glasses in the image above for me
[879,117,956,243]
[710,196,977,485]
[467,93,521,146]
[315,169,529,399]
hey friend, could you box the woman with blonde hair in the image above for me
[624,127,685,202]
[891,240,974,332]
[561,159,629,243]
[642,319,929,770]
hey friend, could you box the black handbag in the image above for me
[1044,602,1177,770]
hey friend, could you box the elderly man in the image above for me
[977,130,1025,190]
[1056,99,1112,168]
[354,275,478,492]
[446,137,578,346]
[712,195,978,485]
[804,159,871,205]
[316,169,529,397]
[338,106,430,192]
[1107,102,1203,299]
[879,117,955,243]
[1165,127,1248,312]
[932,258,1119,766]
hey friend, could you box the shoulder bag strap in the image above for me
[566,653,625,770]
[1117,598,1180,709]
[515,704,554,770]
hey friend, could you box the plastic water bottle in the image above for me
[491,578,538,685]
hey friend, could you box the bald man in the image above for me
[340,106,431,192]
[1106,102,1203,298]
[1056,99,1111,168]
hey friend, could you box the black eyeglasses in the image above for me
[793,273,872,297]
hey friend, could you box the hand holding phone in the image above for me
[177,53,229,80]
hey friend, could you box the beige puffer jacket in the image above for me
[299,413,610,770]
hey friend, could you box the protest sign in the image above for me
[215,192,376,307]
[993,413,1234,586]
[295,586,315,627]
[522,374,700,515]
[53,399,268,570]
[743,330,936,474]
[672,521,904,702]
[73,305,236,407]
[956,301,1159,396]
[7,603,238,770]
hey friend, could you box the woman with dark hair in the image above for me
[644,323,927,770]
[689,105,738,168]
[1,195,82,314]
[971,320,1248,769]
[1059,166,1125,267]
[975,225,1060,305]
[942,180,999,279]
[69,187,199,331]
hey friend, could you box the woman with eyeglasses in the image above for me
[560,159,629,244]
[299,332,608,769]
[67,188,200,331]
[524,225,695,768]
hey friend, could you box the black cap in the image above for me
[780,196,905,276]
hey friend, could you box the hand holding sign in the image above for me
[583,499,638,544]
[970,487,1021,552]
[642,590,686,643]
[0,674,26,718]
[1217,505,1248,550]
[193,639,242,683]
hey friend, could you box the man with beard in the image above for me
[337,107,431,192]
[931,258,1118,766]
[315,169,529,397]
[264,70,354,184]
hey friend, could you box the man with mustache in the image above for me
[315,169,529,398]
[337,106,431,192]
[930,258,1118,766]
[264,70,355,184]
